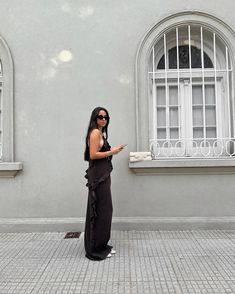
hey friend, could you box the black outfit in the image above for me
[84,138,113,260]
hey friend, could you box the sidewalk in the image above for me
[0,230,234,294]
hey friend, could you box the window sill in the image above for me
[0,162,23,177]
[129,158,235,175]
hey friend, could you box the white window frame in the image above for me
[130,11,235,174]
[149,25,233,159]
[150,73,229,158]
[0,35,22,177]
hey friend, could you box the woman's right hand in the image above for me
[111,145,124,155]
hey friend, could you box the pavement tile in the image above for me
[0,230,234,294]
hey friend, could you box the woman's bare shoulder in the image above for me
[90,128,101,138]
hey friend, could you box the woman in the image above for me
[84,107,124,260]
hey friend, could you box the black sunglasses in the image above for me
[97,115,109,120]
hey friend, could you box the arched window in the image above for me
[157,45,213,69]
[0,59,3,159]
[0,36,22,177]
[0,36,13,163]
[148,25,234,158]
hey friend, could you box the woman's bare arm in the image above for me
[89,129,123,160]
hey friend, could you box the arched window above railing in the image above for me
[130,12,235,173]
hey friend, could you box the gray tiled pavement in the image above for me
[0,230,234,294]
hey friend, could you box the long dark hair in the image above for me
[84,106,110,161]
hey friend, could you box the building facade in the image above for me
[0,0,234,232]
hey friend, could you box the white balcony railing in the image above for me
[150,138,235,159]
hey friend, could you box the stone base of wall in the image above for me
[0,217,234,232]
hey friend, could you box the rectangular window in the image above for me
[151,77,229,158]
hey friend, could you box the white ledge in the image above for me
[129,158,235,175]
[0,162,23,177]
[130,151,152,162]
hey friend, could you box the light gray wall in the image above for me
[0,0,235,230]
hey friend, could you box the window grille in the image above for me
[149,25,234,158]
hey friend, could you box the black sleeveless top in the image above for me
[85,137,113,190]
